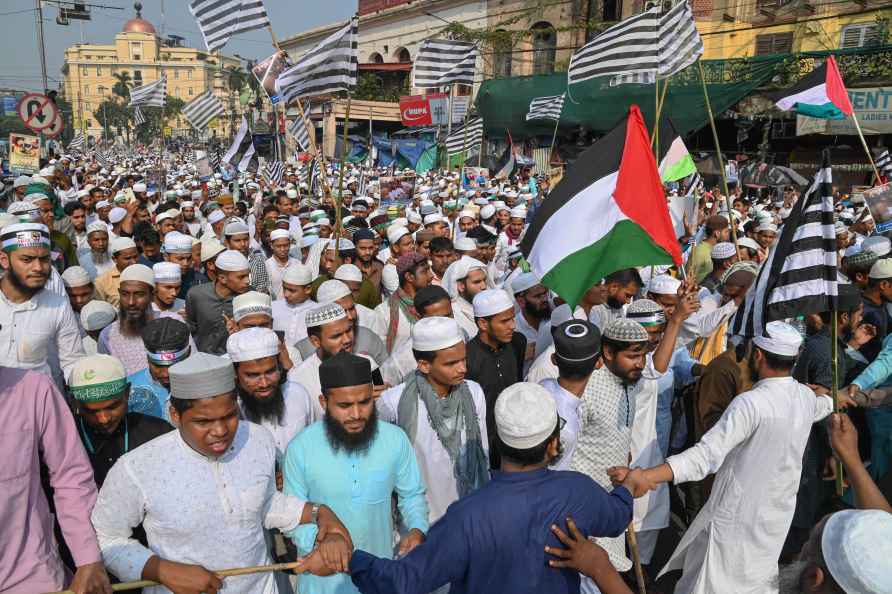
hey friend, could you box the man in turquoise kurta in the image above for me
[283,350,429,594]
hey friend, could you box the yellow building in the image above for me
[62,4,243,140]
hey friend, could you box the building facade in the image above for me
[62,5,242,141]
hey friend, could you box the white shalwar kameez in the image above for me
[659,376,833,594]
[239,380,314,464]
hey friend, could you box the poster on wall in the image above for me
[9,133,40,174]
[864,183,892,236]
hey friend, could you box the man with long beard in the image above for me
[98,264,154,378]
[511,272,551,369]
[283,351,429,594]
[227,327,314,463]
[591,268,642,328]
[95,237,140,308]
[443,255,488,339]
[78,221,115,281]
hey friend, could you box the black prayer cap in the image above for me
[838,283,862,314]
[142,317,190,353]
[353,228,376,242]
[552,320,601,363]
[319,352,372,393]
[466,225,497,245]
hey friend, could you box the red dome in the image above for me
[122,17,156,34]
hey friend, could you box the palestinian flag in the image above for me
[659,133,697,182]
[520,105,682,307]
[771,55,853,120]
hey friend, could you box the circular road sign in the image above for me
[17,93,60,133]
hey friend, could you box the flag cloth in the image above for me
[412,39,479,89]
[444,118,483,156]
[494,130,515,180]
[189,0,270,53]
[182,91,225,131]
[133,106,147,127]
[263,160,284,187]
[685,172,702,196]
[877,149,892,179]
[770,56,853,120]
[731,151,837,338]
[223,117,258,173]
[659,134,697,182]
[68,131,85,151]
[568,1,703,86]
[275,18,358,104]
[526,94,566,122]
[520,105,682,308]
[288,106,312,151]
[129,76,166,108]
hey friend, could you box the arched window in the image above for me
[493,30,512,78]
[531,22,556,75]
[395,47,411,63]
[369,52,384,64]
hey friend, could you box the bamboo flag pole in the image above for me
[654,78,660,158]
[45,560,307,594]
[697,60,740,254]
[651,76,670,149]
[830,309,844,497]
[333,93,352,244]
[627,522,647,594]
[850,115,883,185]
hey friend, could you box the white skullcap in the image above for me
[382,264,399,293]
[317,218,331,227]
[224,218,250,236]
[869,259,892,280]
[80,300,116,331]
[334,264,363,284]
[13,175,31,188]
[227,327,280,363]
[232,291,272,322]
[282,264,313,286]
[207,210,226,225]
[511,272,539,294]
[387,225,410,244]
[423,214,443,225]
[480,205,496,220]
[111,237,136,254]
[509,206,527,220]
[862,235,891,258]
[305,302,347,328]
[737,237,760,252]
[120,264,155,288]
[458,209,476,221]
[155,209,179,223]
[407,212,423,224]
[822,509,892,594]
[755,221,778,234]
[495,382,558,449]
[286,189,298,199]
[752,321,802,357]
[711,242,736,260]
[473,289,514,318]
[61,266,92,288]
[87,221,108,235]
[647,274,680,296]
[170,352,235,400]
[325,238,355,252]
[95,200,111,210]
[317,279,352,304]
[133,182,147,192]
[163,231,193,254]
[153,261,181,284]
[200,237,226,262]
[454,237,476,252]
[215,249,249,272]
[412,316,463,352]
[270,229,290,242]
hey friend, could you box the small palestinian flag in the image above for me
[659,132,697,182]
[520,105,682,307]
[770,55,853,120]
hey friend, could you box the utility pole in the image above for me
[35,0,49,93]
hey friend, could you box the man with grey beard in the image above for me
[98,264,155,377]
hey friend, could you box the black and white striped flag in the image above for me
[288,106,312,151]
[526,94,566,122]
[412,39,479,89]
[275,18,358,104]
[182,91,225,131]
[263,160,285,187]
[133,106,147,127]
[208,149,221,171]
[568,2,703,86]
[129,76,166,107]
[730,151,837,338]
[223,117,258,173]
[875,149,892,178]
[684,172,702,196]
[189,0,270,53]
[94,150,111,170]
[68,131,86,151]
[444,118,484,156]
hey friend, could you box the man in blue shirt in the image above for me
[311,381,647,594]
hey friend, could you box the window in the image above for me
[493,31,512,78]
[81,66,88,76]
[175,87,181,97]
[133,70,143,85]
[368,52,384,64]
[96,66,102,76]
[97,85,106,94]
[841,23,880,49]
[83,86,89,94]
[188,87,193,96]
[754,32,794,56]
[174,69,179,79]
[130,41,142,61]
[394,47,411,62]
[531,22,556,75]
[187,69,193,80]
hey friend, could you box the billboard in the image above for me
[399,93,451,126]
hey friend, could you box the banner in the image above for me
[462,167,489,190]
[399,95,433,127]
[379,175,415,204]
[864,183,892,236]
[253,52,293,104]
[797,86,892,136]
[9,133,40,174]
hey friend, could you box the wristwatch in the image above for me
[310,503,321,525]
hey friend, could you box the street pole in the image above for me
[35,0,48,93]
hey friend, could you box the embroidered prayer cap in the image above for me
[207,209,226,225]
[224,218,250,237]
[625,299,666,327]
[305,302,347,328]
[387,225,410,245]
[862,235,891,258]
[495,382,558,449]
[61,266,92,288]
[81,300,116,331]
[217,194,234,206]
[282,263,313,286]
[233,291,272,322]
[822,509,892,594]
[227,327,279,362]
[170,352,235,400]
[552,320,601,363]
[163,231,193,254]
[334,264,363,284]
[473,289,515,318]
[69,354,128,403]
[87,221,108,235]
[721,260,759,285]
[215,249,249,272]
[412,316,463,352]
[319,351,372,393]
[108,207,127,224]
[752,321,802,358]
[647,274,680,296]
[317,280,352,304]
[270,229,290,242]
[736,237,760,252]
[710,242,736,260]
[111,237,137,254]
[396,252,428,278]
[511,272,539,295]
[868,258,892,280]
[602,318,649,343]
[200,237,227,263]
[153,261,181,284]
[847,249,878,270]
[120,264,155,288]
[0,222,50,252]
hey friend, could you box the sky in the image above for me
[0,0,357,92]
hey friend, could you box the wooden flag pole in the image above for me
[651,76,670,149]
[44,560,307,593]
[830,309,845,497]
[850,115,883,185]
[697,60,740,254]
[333,93,353,244]
[627,522,647,594]
[654,78,660,158]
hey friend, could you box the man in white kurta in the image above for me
[376,317,490,523]
[629,321,834,594]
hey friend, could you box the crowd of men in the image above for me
[0,147,890,594]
